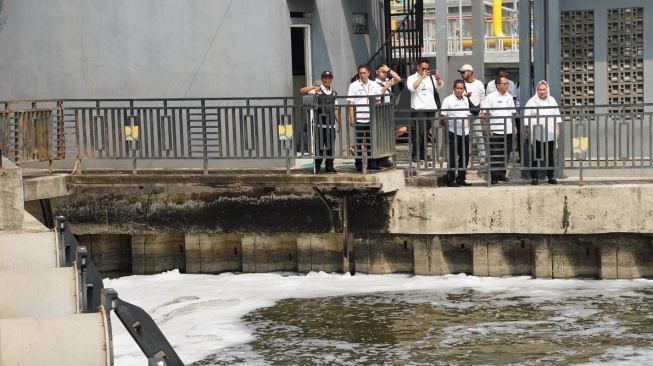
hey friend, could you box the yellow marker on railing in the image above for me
[125,126,139,141]
[573,136,588,186]
[278,124,293,140]
[572,137,588,154]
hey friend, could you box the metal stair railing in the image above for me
[351,0,423,95]
[56,216,184,366]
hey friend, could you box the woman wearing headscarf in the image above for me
[523,80,562,185]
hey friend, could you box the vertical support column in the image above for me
[0,157,25,230]
[342,194,351,274]
[241,234,297,273]
[185,234,242,274]
[471,239,489,277]
[297,233,343,274]
[532,236,553,278]
[599,238,618,279]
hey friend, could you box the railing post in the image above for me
[201,99,208,174]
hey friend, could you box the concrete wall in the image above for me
[0,158,24,230]
[390,186,653,235]
[0,0,383,100]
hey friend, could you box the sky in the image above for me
[104,271,653,366]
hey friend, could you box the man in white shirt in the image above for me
[481,76,517,184]
[486,67,518,98]
[406,58,443,163]
[348,65,382,172]
[441,79,472,187]
[458,64,486,164]
[374,64,402,168]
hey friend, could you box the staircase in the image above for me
[0,157,183,366]
[352,0,424,90]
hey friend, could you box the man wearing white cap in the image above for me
[458,64,486,164]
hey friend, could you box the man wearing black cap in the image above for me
[300,70,340,173]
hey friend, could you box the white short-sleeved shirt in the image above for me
[347,80,381,124]
[441,94,471,136]
[375,78,394,104]
[482,91,516,133]
[406,72,442,110]
[464,79,486,107]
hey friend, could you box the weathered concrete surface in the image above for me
[22,173,69,201]
[297,233,345,273]
[0,158,24,230]
[132,233,186,275]
[354,234,414,274]
[48,182,395,235]
[242,234,298,273]
[185,233,242,274]
[390,185,653,234]
[0,267,78,318]
[78,234,132,274]
[0,212,57,270]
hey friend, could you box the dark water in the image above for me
[191,285,653,366]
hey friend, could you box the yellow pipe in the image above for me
[493,0,505,37]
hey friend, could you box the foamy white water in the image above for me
[104,271,653,366]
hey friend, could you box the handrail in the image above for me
[55,216,185,366]
[351,0,422,83]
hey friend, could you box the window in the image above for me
[352,13,368,34]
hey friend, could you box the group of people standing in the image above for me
[299,64,400,173]
[299,60,562,185]
[441,64,562,186]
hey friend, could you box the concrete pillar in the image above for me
[552,236,599,278]
[0,157,24,230]
[472,237,489,277]
[296,233,343,273]
[354,235,413,274]
[132,233,186,274]
[79,234,132,274]
[415,236,473,276]
[185,234,242,274]
[532,236,553,278]
[614,236,653,279]
[241,233,297,273]
[599,236,618,279]
[486,238,533,277]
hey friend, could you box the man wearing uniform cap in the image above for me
[459,64,487,165]
[300,70,340,173]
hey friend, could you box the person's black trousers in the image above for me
[410,110,435,159]
[314,125,335,168]
[447,131,470,183]
[489,133,513,180]
[354,123,375,168]
[530,140,556,179]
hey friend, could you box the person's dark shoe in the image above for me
[379,159,394,168]
[314,166,321,174]
[367,164,381,171]
[411,156,420,163]
[325,166,337,173]
[547,178,558,184]
[447,182,461,187]
[491,179,499,185]
[457,180,472,186]
[355,165,363,172]
[531,178,538,185]
[498,176,510,182]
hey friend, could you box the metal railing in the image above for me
[400,103,653,183]
[55,216,184,366]
[2,98,653,178]
[1,97,395,174]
